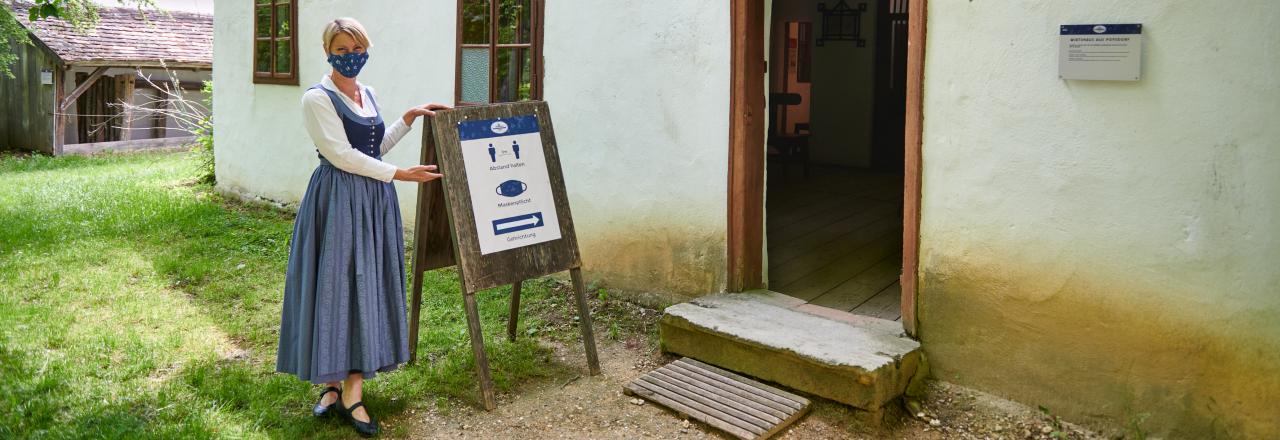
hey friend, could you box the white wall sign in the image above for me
[40,70,53,85]
[457,115,562,255]
[1059,24,1143,81]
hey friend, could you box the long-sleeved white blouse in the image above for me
[301,74,411,182]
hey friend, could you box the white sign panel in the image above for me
[457,115,562,255]
[1059,24,1143,81]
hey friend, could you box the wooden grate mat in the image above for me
[624,357,811,440]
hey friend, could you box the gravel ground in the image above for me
[385,294,1110,439]
[394,340,1106,437]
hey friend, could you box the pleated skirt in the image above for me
[276,157,410,384]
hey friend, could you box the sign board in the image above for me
[407,101,599,411]
[457,115,563,254]
[1059,24,1143,81]
[40,70,53,85]
[425,102,582,293]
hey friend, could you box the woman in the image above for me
[276,17,449,437]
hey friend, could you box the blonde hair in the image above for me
[322,17,372,53]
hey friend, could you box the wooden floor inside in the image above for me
[766,164,904,321]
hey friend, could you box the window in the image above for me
[456,0,542,105]
[253,0,297,85]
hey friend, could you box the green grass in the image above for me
[0,151,589,439]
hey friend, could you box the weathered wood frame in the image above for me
[252,0,299,85]
[407,101,600,410]
[454,0,544,106]
[899,0,926,336]
[726,0,768,293]
[727,0,925,336]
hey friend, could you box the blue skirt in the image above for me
[276,157,410,384]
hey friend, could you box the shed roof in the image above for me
[10,1,212,68]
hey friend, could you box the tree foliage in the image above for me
[1,0,157,78]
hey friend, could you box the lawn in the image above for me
[0,150,598,439]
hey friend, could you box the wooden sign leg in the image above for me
[408,267,425,365]
[569,268,602,375]
[507,280,523,341]
[463,291,498,410]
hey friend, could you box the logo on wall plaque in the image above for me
[457,115,562,254]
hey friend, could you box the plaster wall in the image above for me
[215,1,734,298]
[917,2,1280,438]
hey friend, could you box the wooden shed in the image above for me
[0,2,212,155]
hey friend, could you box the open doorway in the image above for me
[763,0,911,320]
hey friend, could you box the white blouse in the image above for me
[301,74,412,182]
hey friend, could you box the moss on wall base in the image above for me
[576,222,727,306]
[919,253,1280,439]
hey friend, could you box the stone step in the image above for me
[659,290,923,412]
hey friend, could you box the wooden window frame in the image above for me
[253,0,299,85]
[454,0,544,106]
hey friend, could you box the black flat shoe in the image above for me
[312,386,342,418]
[341,401,379,437]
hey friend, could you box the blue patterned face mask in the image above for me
[327,51,369,78]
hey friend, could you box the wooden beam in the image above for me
[116,74,136,141]
[132,76,205,91]
[59,66,108,113]
[726,0,767,292]
[53,66,67,155]
[61,135,196,155]
[900,0,927,337]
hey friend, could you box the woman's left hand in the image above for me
[402,103,452,125]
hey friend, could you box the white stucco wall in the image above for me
[215,1,733,298]
[213,0,456,206]
[917,2,1279,438]
[541,1,731,296]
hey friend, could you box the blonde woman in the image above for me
[275,17,449,437]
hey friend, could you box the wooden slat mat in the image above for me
[624,358,810,440]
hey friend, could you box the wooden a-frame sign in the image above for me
[407,101,600,410]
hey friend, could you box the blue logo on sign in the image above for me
[1093,25,1107,33]
[493,212,544,235]
[491,121,509,134]
[496,180,527,197]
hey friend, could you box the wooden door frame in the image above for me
[726,0,767,293]
[726,0,926,337]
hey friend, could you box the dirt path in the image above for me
[394,335,1106,440]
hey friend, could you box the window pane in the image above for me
[255,41,272,73]
[497,0,532,44]
[460,48,490,102]
[461,0,489,44]
[275,39,292,74]
[255,6,271,38]
[256,0,269,4]
[275,4,291,38]
[495,47,531,102]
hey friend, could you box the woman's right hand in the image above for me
[394,165,443,182]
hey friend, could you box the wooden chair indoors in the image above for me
[767,93,811,179]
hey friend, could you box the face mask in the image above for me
[327,51,369,78]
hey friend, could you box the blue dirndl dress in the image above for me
[275,84,411,384]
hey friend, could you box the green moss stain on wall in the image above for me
[919,252,1280,439]
[577,221,727,305]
